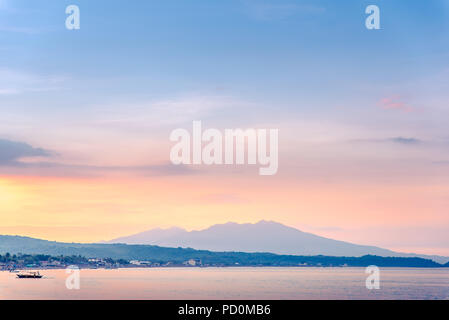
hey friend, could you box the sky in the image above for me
[0,0,449,256]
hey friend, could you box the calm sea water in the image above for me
[0,267,448,300]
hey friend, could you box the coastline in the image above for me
[3,265,449,272]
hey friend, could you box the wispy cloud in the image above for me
[379,95,414,113]
[0,138,196,177]
[348,137,422,145]
[0,138,52,165]
[91,94,258,128]
[0,69,66,95]
[389,137,421,145]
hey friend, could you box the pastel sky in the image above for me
[1,0,449,255]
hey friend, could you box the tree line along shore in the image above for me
[1,252,447,270]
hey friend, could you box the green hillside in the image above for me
[0,235,445,267]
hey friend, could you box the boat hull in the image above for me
[17,274,43,279]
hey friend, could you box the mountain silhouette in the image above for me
[106,220,449,263]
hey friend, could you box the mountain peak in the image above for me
[106,220,391,257]
[103,221,449,263]
[256,220,279,225]
[207,220,288,228]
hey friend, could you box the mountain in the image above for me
[106,220,449,264]
[0,235,444,268]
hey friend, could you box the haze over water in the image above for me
[1,268,448,300]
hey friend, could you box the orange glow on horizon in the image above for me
[1,172,448,256]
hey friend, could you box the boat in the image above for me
[16,271,43,279]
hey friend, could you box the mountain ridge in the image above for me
[105,220,449,264]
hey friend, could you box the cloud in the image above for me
[0,69,65,95]
[379,95,414,112]
[389,137,421,145]
[0,139,196,177]
[91,94,258,128]
[1,160,198,178]
[349,137,422,145]
[121,163,198,176]
[0,138,52,165]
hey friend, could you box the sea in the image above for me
[0,267,448,300]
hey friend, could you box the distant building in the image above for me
[130,260,152,266]
[183,259,202,266]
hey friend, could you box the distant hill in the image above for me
[106,220,449,264]
[0,235,445,268]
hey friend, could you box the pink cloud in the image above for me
[379,95,414,112]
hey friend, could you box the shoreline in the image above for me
[3,265,449,272]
